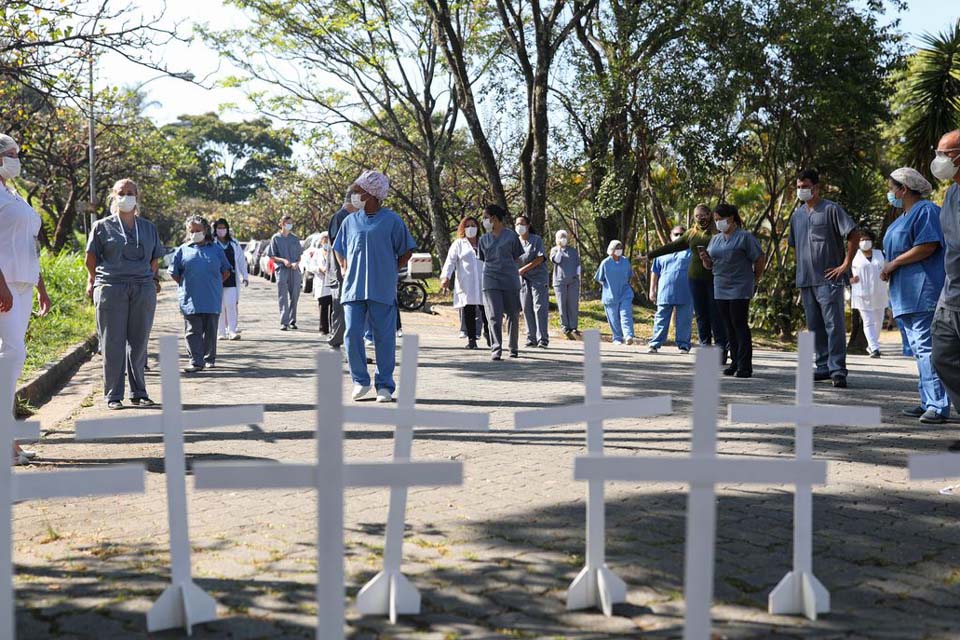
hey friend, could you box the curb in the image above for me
[16,333,99,408]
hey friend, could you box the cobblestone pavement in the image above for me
[14,278,960,639]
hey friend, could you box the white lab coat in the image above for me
[851,249,889,311]
[311,244,334,299]
[220,239,250,289]
[440,237,484,308]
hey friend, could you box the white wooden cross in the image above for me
[192,349,463,640]
[908,453,960,488]
[0,363,145,640]
[350,334,488,621]
[513,329,672,615]
[728,331,881,620]
[573,346,828,640]
[73,335,265,635]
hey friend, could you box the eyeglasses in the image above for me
[934,148,960,158]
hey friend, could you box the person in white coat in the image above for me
[850,229,888,358]
[441,215,488,349]
[213,218,249,340]
[310,232,334,335]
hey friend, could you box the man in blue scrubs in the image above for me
[333,170,416,403]
[648,226,693,353]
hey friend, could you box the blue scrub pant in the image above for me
[689,277,727,349]
[344,300,397,393]
[649,303,693,349]
[604,295,635,342]
[276,267,301,327]
[897,318,914,357]
[899,311,950,417]
[801,283,847,378]
[554,279,580,332]
[95,282,157,401]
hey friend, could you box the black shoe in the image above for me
[130,397,156,407]
[509,351,519,358]
[280,325,289,331]
[920,409,948,425]
[564,330,575,340]
[870,350,881,358]
[107,400,123,410]
[466,341,478,350]
[723,366,737,376]
[525,340,537,348]
[538,342,549,349]
[902,406,925,418]
[814,372,831,381]
[832,375,847,389]
[290,323,298,330]
[735,371,752,379]
[366,357,374,365]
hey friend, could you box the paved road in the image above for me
[14,278,960,639]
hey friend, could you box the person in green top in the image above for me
[647,204,728,353]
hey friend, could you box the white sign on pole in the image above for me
[0,363,145,640]
[514,330,672,616]
[349,334,488,622]
[193,349,463,640]
[728,331,880,620]
[573,347,828,640]
[74,335,265,635]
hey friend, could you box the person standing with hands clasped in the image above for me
[213,218,248,341]
[478,205,523,361]
[595,240,635,345]
[550,230,581,339]
[268,215,302,330]
[881,168,949,425]
[849,229,888,359]
[698,203,765,379]
[441,216,488,350]
[789,169,860,388]
[516,216,550,348]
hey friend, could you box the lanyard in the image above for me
[115,215,140,247]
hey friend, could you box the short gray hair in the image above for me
[184,215,211,242]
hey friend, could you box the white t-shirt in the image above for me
[0,186,41,286]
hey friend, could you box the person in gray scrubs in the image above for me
[267,215,303,330]
[550,229,581,339]
[516,215,550,348]
[789,169,859,388]
[85,178,165,410]
[325,189,358,350]
[478,204,523,361]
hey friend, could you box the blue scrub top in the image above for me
[788,198,857,288]
[707,228,762,300]
[86,215,165,286]
[333,208,417,306]
[652,251,692,305]
[594,256,633,305]
[883,199,945,318]
[478,227,523,291]
[168,242,232,315]
[518,233,549,286]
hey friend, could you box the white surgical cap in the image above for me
[607,240,622,254]
[0,134,19,155]
[890,167,933,197]
[354,170,390,201]
[555,230,568,242]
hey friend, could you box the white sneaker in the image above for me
[376,388,393,403]
[612,339,623,345]
[626,337,635,345]
[396,329,403,338]
[647,345,659,353]
[352,384,371,401]
[458,331,467,339]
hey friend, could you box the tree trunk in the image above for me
[528,68,550,233]
[425,164,452,261]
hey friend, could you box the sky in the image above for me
[97,0,960,127]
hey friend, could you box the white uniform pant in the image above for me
[218,286,240,337]
[860,307,885,354]
[0,283,34,405]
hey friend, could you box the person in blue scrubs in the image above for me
[595,240,635,345]
[168,217,232,373]
[880,167,950,424]
[333,170,416,403]
[516,216,550,348]
[648,225,693,353]
[478,204,523,360]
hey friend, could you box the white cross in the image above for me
[349,334,488,622]
[573,346,828,640]
[74,335,265,635]
[0,363,145,640]
[909,452,960,485]
[728,331,880,620]
[514,330,672,616]
[192,349,463,640]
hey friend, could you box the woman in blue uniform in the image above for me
[595,240,635,345]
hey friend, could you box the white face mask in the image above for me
[216,228,228,239]
[859,240,873,251]
[191,231,206,244]
[613,249,623,257]
[515,224,528,236]
[465,226,478,238]
[117,194,137,213]
[283,223,293,232]
[559,237,568,246]
[351,192,366,210]
[482,218,493,232]
[715,219,730,233]
[0,156,21,180]
[931,154,960,181]
[797,187,814,202]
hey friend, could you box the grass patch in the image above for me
[21,250,96,382]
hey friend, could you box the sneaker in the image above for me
[814,372,831,381]
[902,406,925,417]
[107,400,124,410]
[525,340,537,348]
[352,384,371,401]
[678,347,691,354]
[832,375,847,389]
[130,398,156,407]
[290,322,298,330]
[538,342,548,349]
[869,350,881,358]
[625,337,634,345]
[205,361,216,369]
[723,366,738,376]
[459,331,467,339]
[491,353,502,361]
[509,351,519,358]
[182,365,203,373]
[466,341,478,350]
[230,333,242,341]
[376,388,393,403]
[647,345,659,353]
[218,334,227,340]
[573,329,582,337]
[612,340,623,345]
[280,325,289,331]
[564,329,575,340]
[920,409,947,425]
[397,329,403,338]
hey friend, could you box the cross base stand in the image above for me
[147,580,218,635]
[566,564,626,616]
[356,570,421,622]
[768,570,829,620]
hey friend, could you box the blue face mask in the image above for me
[887,191,903,209]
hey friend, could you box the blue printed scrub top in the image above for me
[168,242,232,315]
[707,229,763,300]
[652,250,692,305]
[594,256,633,305]
[333,208,417,306]
[882,199,945,318]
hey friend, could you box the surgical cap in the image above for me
[0,134,19,155]
[354,170,390,201]
[891,167,933,196]
[555,230,568,242]
[607,240,622,254]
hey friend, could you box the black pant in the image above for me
[716,298,751,374]
[463,304,490,346]
[689,277,728,349]
[184,313,219,367]
[318,295,332,334]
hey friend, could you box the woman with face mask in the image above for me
[213,218,249,341]
[594,240,635,345]
[550,230,581,339]
[849,229,888,358]
[879,168,950,424]
[85,178,164,410]
[698,203,765,378]
[267,215,303,330]
[311,231,334,336]
[515,216,551,348]
[441,216,490,349]
[168,216,233,373]
[478,205,524,360]
[0,134,51,464]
